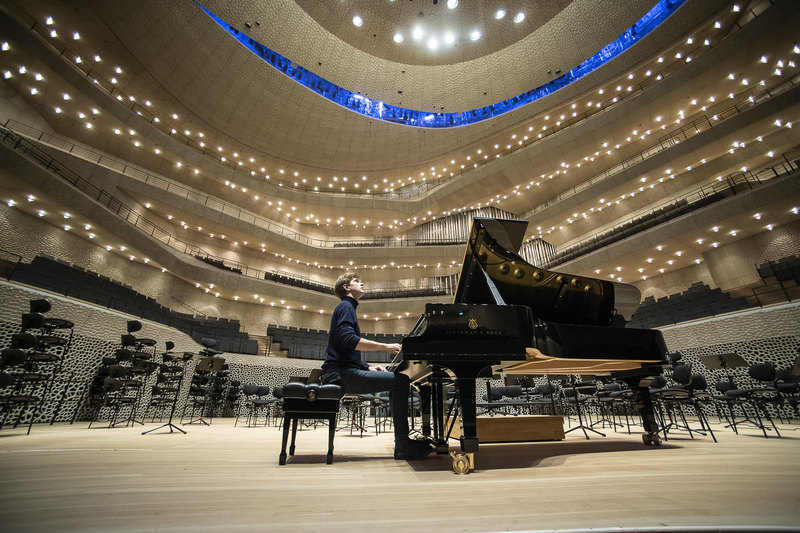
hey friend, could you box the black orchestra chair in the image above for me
[725,362,782,438]
[712,380,738,431]
[563,379,604,439]
[529,382,559,416]
[271,386,285,426]
[88,365,137,428]
[0,330,58,434]
[236,384,274,427]
[775,366,799,418]
[657,365,716,442]
[0,345,40,433]
[592,382,625,432]
[279,381,344,465]
[235,384,259,427]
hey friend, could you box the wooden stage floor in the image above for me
[1,417,799,533]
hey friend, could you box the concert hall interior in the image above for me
[1,0,799,532]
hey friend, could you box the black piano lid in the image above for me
[454,218,528,305]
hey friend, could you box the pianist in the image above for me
[321,272,434,460]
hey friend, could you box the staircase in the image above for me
[249,334,288,357]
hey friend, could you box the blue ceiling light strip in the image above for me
[197,0,685,129]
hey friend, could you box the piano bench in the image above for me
[279,382,344,465]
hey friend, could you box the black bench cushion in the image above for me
[282,382,343,414]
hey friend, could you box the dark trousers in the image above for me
[323,367,410,438]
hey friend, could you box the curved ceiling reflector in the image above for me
[197,0,685,129]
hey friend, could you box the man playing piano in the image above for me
[321,272,434,460]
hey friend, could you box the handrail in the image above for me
[5,122,797,292]
[520,72,800,220]
[6,68,796,253]
[168,296,205,318]
[0,126,461,294]
[7,0,765,200]
[0,247,23,281]
[6,59,796,254]
[541,151,799,269]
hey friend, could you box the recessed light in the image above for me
[393,32,403,43]
[513,12,525,23]
[470,30,481,41]
[495,9,506,20]
[352,15,362,27]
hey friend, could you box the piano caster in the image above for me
[450,451,474,474]
[642,432,662,446]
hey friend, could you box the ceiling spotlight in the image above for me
[393,32,403,43]
[513,12,525,23]
[352,15,363,27]
[443,31,455,44]
[495,9,506,20]
[470,30,481,41]
[427,37,439,50]
[412,26,423,40]
[447,0,458,8]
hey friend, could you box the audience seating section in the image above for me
[8,255,257,354]
[628,282,750,329]
[267,324,394,363]
[756,255,800,285]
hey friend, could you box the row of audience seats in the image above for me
[262,271,447,300]
[195,255,242,274]
[756,255,800,285]
[549,174,762,269]
[628,282,750,329]
[267,324,395,363]
[550,197,704,267]
[362,287,448,299]
[7,255,257,354]
[264,271,331,293]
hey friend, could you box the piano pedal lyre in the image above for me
[449,451,474,474]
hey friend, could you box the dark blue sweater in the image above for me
[322,296,369,372]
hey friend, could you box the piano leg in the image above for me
[418,384,432,437]
[628,377,662,446]
[455,376,480,455]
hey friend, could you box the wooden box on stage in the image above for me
[448,415,565,443]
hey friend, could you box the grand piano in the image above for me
[396,217,668,472]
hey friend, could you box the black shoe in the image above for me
[394,438,434,460]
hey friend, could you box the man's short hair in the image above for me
[334,272,359,299]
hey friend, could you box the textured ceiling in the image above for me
[61,0,702,174]
[294,0,572,66]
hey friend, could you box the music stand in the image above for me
[184,356,225,425]
[561,374,605,439]
[143,347,191,435]
[699,353,748,385]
